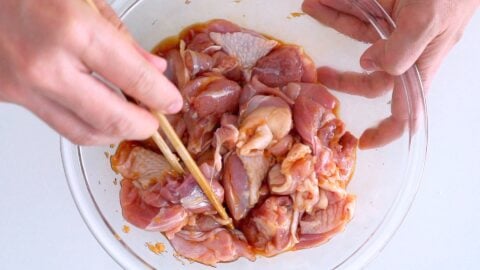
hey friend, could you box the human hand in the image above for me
[303,0,479,149]
[0,0,183,145]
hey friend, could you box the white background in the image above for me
[0,4,479,270]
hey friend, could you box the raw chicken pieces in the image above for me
[111,19,358,266]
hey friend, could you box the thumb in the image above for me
[360,9,438,75]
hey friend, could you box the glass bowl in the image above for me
[61,0,428,269]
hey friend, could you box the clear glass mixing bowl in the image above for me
[61,0,428,269]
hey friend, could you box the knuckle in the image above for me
[127,68,156,99]
[402,4,438,32]
[385,65,404,76]
[56,11,92,55]
[102,113,135,137]
[36,2,85,45]
[411,13,436,32]
[398,8,439,38]
[22,56,74,97]
[75,26,96,59]
[382,55,404,75]
[58,10,84,41]
[22,57,52,89]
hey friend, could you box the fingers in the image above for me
[317,67,393,98]
[90,0,167,72]
[360,75,416,149]
[316,0,368,21]
[90,0,168,73]
[360,8,438,75]
[359,116,406,149]
[315,66,406,149]
[21,90,113,145]
[39,67,160,141]
[302,0,379,43]
[79,12,183,114]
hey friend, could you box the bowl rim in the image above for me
[61,0,428,269]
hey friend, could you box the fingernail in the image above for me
[361,58,378,71]
[149,55,168,72]
[166,99,183,114]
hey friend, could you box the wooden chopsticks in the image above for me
[151,132,185,174]
[154,113,233,229]
[84,0,233,230]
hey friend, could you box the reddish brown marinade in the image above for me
[111,19,358,266]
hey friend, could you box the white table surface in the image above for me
[1,6,479,270]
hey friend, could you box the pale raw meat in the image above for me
[268,164,292,195]
[300,194,355,234]
[210,32,278,72]
[282,143,319,214]
[315,132,358,192]
[120,179,159,229]
[212,51,242,80]
[268,143,320,214]
[296,195,356,250]
[120,180,188,238]
[183,214,224,232]
[165,114,187,140]
[146,205,189,238]
[181,75,241,155]
[212,118,239,171]
[112,144,174,188]
[293,172,319,215]
[240,76,295,105]
[294,225,345,250]
[268,134,294,157]
[164,49,190,89]
[237,95,292,156]
[186,32,219,53]
[182,76,241,118]
[175,162,223,214]
[238,153,271,206]
[253,45,317,87]
[184,50,214,76]
[183,111,217,154]
[193,78,241,118]
[242,196,297,256]
[334,132,358,182]
[182,74,219,101]
[223,152,270,221]
[170,228,255,265]
[223,153,250,221]
[139,175,180,207]
[287,82,337,110]
[239,94,289,121]
[114,19,359,265]
[203,19,242,34]
[291,83,338,153]
[317,118,345,146]
[177,172,224,214]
